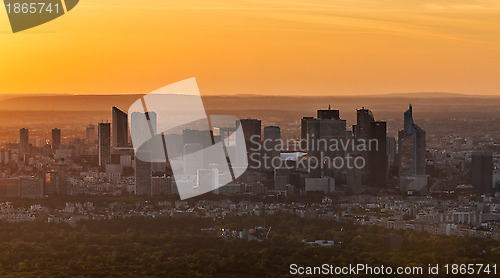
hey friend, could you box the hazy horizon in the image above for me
[0,91,499,98]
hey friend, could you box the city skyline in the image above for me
[4,102,497,195]
[1,1,499,275]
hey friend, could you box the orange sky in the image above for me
[1,0,500,96]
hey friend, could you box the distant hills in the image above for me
[0,93,498,117]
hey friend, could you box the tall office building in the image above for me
[301,116,314,150]
[369,121,387,187]
[471,152,493,195]
[112,107,128,148]
[306,107,346,178]
[353,108,374,139]
[387,136,397,168]
[398,105,427,192]
[352,108,373,185]
[352,108,387,188]
[135,151,152,196]
[52,128,61,153]
[239,119,261,147]
[98,123,111,167]
[263,126,281,171]
[19,128,29,154]
[86,124,95,144]
[263,126,280,146]
[317,106,340,120]
[238,119,261,169]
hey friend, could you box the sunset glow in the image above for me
[1,0,500,95]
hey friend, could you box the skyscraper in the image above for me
[471,152,493,195]
[398,104,427,192]
[386,136,397,168]
[369,121,387,187]
[263,126,281,171]
[353,108,373,185]
[135,151,152,196]
[300,116,314,150]
[238,119,261,169]
[112,106,128,148]
[52,128,61,153]
[19,128,29,154]
[352,108,387,188]
[98,123,111,167]
[353,107,374,139]
[263,126,280,146]
[306,107,346,178]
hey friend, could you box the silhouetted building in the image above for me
[351,108,388,187]
[301,117,314,150]
[398,105,427,192]
[19,128,29,154]
[135,151,152,196]
[471,152,493,195]
[112,107,128,148]
[52,128,61,153]
[238,119,261,169]
[263,126,281,171]
[353,107,374,139]
[369,121,387,187]
[98,123,111,167]
[317,105,340,120]
[387,137,397,168]
[305,107,346,178]
[353,108,372,185]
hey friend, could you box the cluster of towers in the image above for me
[300,106,392,190]
[240,105,427,192]
[16,104,429,195]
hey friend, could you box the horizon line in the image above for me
[0,91,500,98]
